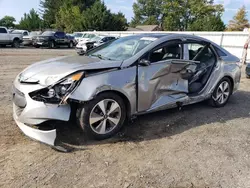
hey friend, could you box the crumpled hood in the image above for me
[19,55,122,85]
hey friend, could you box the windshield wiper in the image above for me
[90,54,105,60]
[90,54,114,61]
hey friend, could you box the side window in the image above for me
[102,37,108,42]
[214,46,227,57]
[187,43,216,62]
[23,32,28,36]
[55,32,65,38]
[0,28,7,33]
[149,42,182,63]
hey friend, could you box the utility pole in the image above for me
[242,31,250,65]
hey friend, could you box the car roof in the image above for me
[97,35,114,38]
[132,33,170,39]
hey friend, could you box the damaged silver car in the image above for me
[12,34,241,147]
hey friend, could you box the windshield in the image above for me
[74,33,83,37]
[88,35,157,61]
[29,32,40,36]
[83,34,95,38]
[42,31,55,36]
[90,36,101,42]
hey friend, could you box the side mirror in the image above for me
[139,59,151,66]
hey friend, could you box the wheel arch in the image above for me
[13,37,20,42]
[70,90,132,120]
[223,75,234,94]
[94,90,132,119]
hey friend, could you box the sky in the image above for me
[0,0,250,25]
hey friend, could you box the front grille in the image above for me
[36,37,46,42]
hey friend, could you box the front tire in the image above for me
[68,41,74,48]
[209,77,232,107]
[77,92,126,140]
[49,41,55,49]
[12,39,20,48]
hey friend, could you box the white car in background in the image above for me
[22,31,42,46]
[78,33,97,43]
[76,35,116,55]
[72,32,84,43]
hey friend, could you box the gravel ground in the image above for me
[1,48,250,188]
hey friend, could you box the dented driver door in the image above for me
[137,58,197,113]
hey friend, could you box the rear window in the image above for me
[55,32,65,37]
[215,46,227,57]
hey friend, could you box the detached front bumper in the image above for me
[12,79,71,146]
[13,107,57,146]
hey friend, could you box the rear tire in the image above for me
[76,92,126,140]
[209,77,232,107]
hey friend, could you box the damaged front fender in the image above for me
[69,66,137,115]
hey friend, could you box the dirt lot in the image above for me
[1,48,250,188]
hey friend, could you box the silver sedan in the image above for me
[12,34,241,147]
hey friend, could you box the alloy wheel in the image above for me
[89,99,121,135]
[215,81,230,104]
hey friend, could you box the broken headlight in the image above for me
[30,72,84,104]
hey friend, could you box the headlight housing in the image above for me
[30,72,84,104]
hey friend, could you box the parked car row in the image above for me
[0,27,76,48]
[32,31,76,48]
[0,27,117,51]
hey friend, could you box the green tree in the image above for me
[162,0,225,31]
[67,0,96,12]
[227,6,249,31]
[0,16,16,28]
[55,3,83,33]
[131,0,163,27]
[110,12,128,31]
[82,1,127,31]
[189,15,225,31]
[39,0,96,28]
[18,9,43,30]
[39,0,64,28]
